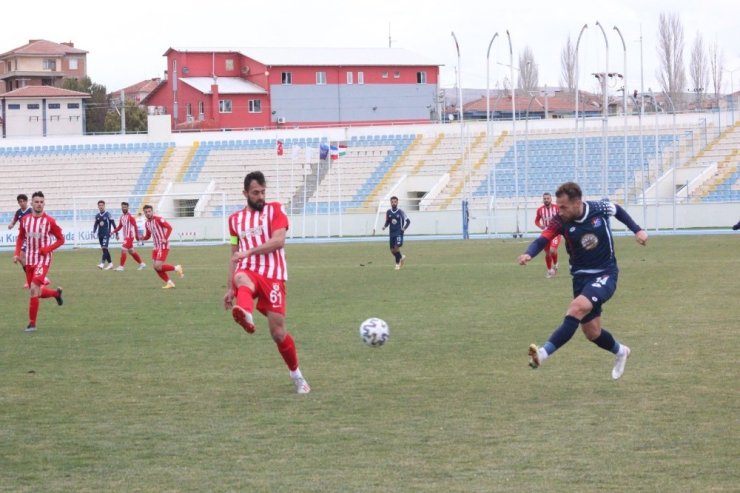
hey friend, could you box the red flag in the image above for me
[276,140,284,156]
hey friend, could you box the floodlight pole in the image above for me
[507,30,520,237]
[486,32,499,237]
[574,24,588,183]
[595,21,609,198]
[663,91,677,231]
[452,32,467,204]
[614,26,628,206]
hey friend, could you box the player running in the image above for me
[534,192,561,278]
[141,205,183,288]
[223,171,311,394]
[111,201,146,271]
[13,191,64,332]
[93,200,116,270]
[518,182,648,380]
[381,196,410,270]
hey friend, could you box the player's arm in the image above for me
[613,204,648,245]
[534,210,544,229]
[8,213,18,229]
[13,221,26,262]
[231,228,286,261]
[131,217,140,240]
[518,220,559,265]
[141,224,151,241]
[224,229,240,309]
[402,212,410,232]
[382,211,390,230]
[162,220,173,240]
[40,221,65,255]
[92,215,98,234]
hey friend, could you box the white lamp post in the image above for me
[574,24,588,183]
[451,32,466,200]
[486,32,499,236]
[506,30,521,237]
[595,21,609,198]
[613,26,628,206]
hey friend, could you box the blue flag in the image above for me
[319,143,329,160]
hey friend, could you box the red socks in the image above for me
[277,333,299,371]
[131,252,142,264]
[236,286,254,313]
[29,296,39,325]
[120,252,127,266]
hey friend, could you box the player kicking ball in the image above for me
[518,182,648,380]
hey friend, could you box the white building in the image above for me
[1,85,89,137]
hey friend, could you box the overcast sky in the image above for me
[5,0,739,95]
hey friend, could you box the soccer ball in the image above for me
[359,318,390,347]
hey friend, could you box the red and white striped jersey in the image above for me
[15,213,65,266]
[535,204,560,229]
[229,202,289,280]
[145,215,172,250]
[115,212,139,240]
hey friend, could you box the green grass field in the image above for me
[1,235,738,492]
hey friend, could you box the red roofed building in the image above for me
[142,46,441,130]
[0,85,90,137]
[0,40,88,93]
[111,78,162,105]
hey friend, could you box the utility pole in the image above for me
[120,90,126,135]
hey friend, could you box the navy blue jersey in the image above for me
[384,208,410,236]
[93,211,116,237]
[13,206,31,225]
[528,200,641,275]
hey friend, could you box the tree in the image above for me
[517,46,538,92]
[62,76,109,134]
[656,12,687,107]
[708,39,724,107]
[560,35,576,92]
[689,32,708,108]
[104,100,148,133]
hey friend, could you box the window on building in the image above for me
[282,72,292,84]
[346,72,353,85]
[43,59,56,70]
[198,101,205,118]
[186,103,193,117]
[48,103,61,109]
[225,59,234,71]
[417,71,427,84]
[316,71,327,85]
[248,99,262,113]
[68,58,78,70]
[382,71,388,79]
[219,100,232,113]
[67,103,80,109]
[8,104,20,110]
[358,72,364,84]
[394,71,401,79]
[27,104,40,110]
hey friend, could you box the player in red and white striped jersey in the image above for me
[534,192,561,278]
[13,191,64,332]
[141,205,183,288]
[223,171,310,394]
[111,201,145,271]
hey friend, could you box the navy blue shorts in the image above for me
[98,235,110,248]
[572,270,619,323]
[389,234,404,249]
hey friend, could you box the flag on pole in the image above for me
[319,143,329,160]
[338,144,347,157]
[276,140,284,156]
[330,145,339,160]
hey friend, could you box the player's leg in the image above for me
[129,247,144,268]
[397,236,406,267]
[230,270,256,333]
[265,291,310,394]
[579,274,630,379]
[528,294,593,368]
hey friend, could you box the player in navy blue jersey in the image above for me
[8,194,32,285]
[517,182,648,380]
[93,200,116,270]
[381,196,410,270]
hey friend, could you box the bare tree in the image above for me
[689,32,708,107]
[708,39,724,107]
[517,46,539,92]
[656,12,686,105]
[560,35,576,92]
